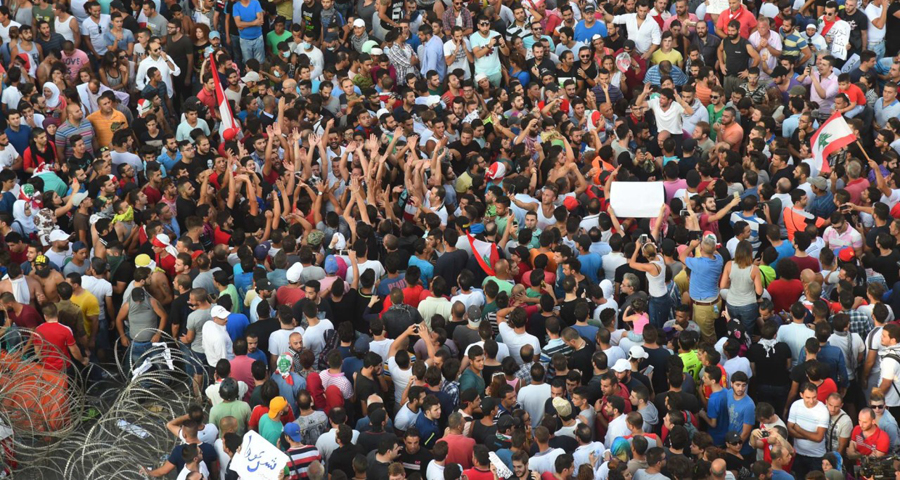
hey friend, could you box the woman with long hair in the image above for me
[720,240,763,333]
[192,24,211,64]
[99,51,129,91]
[628,238,671,329]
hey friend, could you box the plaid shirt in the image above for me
[515,361,535,385]
[385,44,416,83]
[441,379,460,408]
[841,309,874,339]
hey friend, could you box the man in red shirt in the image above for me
[463,445,495,480]
[34,304,87,371]
[1,291,42,329]
[715,0,757,39]
[437,411,476,469]
[847,409,890,461]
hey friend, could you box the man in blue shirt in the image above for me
[726,371,756,455]
[232,0,265,63]
[573,5,606,43]
[417,24,446,80]
[681,234,724,343]
[4,110,31,161]
[415,395,442,449]
[700,365,728,445]
[575,236,602,284]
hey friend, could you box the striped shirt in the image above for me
[55,118,95,159]
[285,444,322,479]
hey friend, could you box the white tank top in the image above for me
[536,204,555,230]
[647,256,667,297]
[55,16,75,42]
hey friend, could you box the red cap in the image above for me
[838,248,856,262]
[564,196,579,211]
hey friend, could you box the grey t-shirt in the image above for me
[123,283,158,343]
[633,470,670,480]
[186,309,212,354]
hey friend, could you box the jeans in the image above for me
[649,295,671,330]
[239,35,265,65]
[229,34,244,69]
[756,383,789,418]
[179,343,207,377]
[793,454,822,479]
[869,41,886,60]
[128,340,154,372]
[727,303,759,335]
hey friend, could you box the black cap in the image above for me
[623,39,636,50]
[682,137,698,153]
[726,431,742,444]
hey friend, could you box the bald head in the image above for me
[495,259,509,275]
[219,416,238,435]
[800,269,817,285]
[711,459,727,477]
[776,177,792,194]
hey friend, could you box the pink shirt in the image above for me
[61,50,90,81]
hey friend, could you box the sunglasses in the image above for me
[710,95,719,100]
[580,55,589,58]
[871,404,886,409]
[479,22,490,26]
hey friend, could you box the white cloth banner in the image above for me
[228,431,290,480]
[707,0,729,15]
[609,181,665,218]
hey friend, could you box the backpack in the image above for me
[682,410,698,440]
[315,329,339,371]
[882,353,900,399]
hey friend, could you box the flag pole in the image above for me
[855,140,873,164]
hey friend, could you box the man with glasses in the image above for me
[136,39,181,104]
[470,14,508,87]
[523,20,553,53]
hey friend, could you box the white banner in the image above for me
[228,431,290,480]
[707,0,729,15]
[828,20,851,60]
[609,181,665,218]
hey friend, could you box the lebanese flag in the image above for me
[810,112,856,175]
[468,234,500,277]
[208,53,241,142]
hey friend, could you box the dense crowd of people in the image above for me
[0,0,900,477]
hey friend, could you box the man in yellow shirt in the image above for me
[66,272,101,351]
[86,91,128,148]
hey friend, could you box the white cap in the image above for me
[370,47,383,56]
[286,263,304,283]
[211,305,230,319]
[241,71,261,83]
[49,229,69,243]
[628,346,649,360]
[353,18,366,28]
[611,358,632,372]
[474,73,488,83]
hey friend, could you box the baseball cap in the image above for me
[611,358,632,372]
[286,263,304,283]
[209,31,220,40]
[324,255,339,274]
[839,248,856,262]
[254,243,270,260]
[307,230,325,248]
[789,85,807,97]
[809,176,827,190]
[33,255,49,266]
[268,397,288,419]
[498,415,520,431]
[628,346,649,360]
[475,73,488,83]
[283,422,303,442]
[623,40,636,51]
[241,71,261,83]
[49,229,69,243]
[467,305,482,325]
[256,278,273,292]
[353,18,366,28]
[725,431,742,444]
[564,196,579,211]
[552,397,572,418]
[71,191,89,207]
[211,305,230,319]
[682,137,698,153]
[370,47,384,56]
[72,241,88,252]
[354,335,371,354]
[583,3,595,11]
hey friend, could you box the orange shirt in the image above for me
[695,83,712,106]
[87,109,128,148]
[720,122,744,151]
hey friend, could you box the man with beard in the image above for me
[717,20,761,97]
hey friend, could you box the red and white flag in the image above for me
[810,113,856,175]
[468,234,499,277]
[209,53,241,142]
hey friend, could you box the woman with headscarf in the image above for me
[11,200,37,240]
[42,82,65,120]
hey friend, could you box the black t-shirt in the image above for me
[366,451,391,480]
[329,444,363,477]
[867,225,891,250]
[300,2,322,38]
[842,9,868,52]
[244,318,281,357]
[165,34,193,72]
[434,249,470,290]
[747,341,792,386]
[864,249,900,288]
[168,443,218,473]
[358,430,398,455]
[569,343,596,384]
[169,291,192,335]
[723,37,750,76]
[526,313,552,346]
[176,196,198,231]
[329,289,362,333]
[398,447,434,476]
[448,140,480,175]
[111,260,136,310]
[355,373,382,411]
[640,346,673,395]
[472,421,497,445]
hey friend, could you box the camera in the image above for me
[759,430,769,438]
[859,454,900,480]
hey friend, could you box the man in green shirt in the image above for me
[259,396,288,446]
[459,344,486,398]
[266,16,291,56]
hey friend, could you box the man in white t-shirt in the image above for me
[444,27,472,79]
[865,0,888,58]
[635,82,695,155]
[0,132,19,171]
[823,392,852,456]
[497,306,541,365]
[0,8,21,45]
[786,383,829,478]
[877,324,900,417]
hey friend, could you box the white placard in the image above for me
[228,430,290,480]
[829,21,851,60]
[609,181,665,218]
[707,0,728,15]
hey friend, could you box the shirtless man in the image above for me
[30,254,64,305]
[0,262,45,309]
[135,254,174,307]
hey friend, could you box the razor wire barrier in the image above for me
[0,328,206,479]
